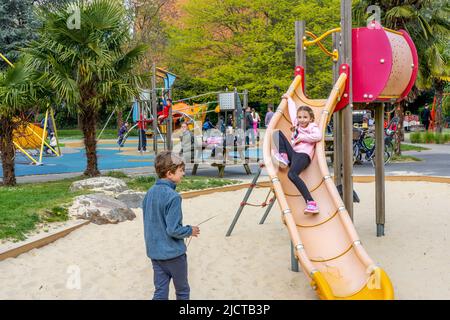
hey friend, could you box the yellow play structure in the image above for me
[2,51,61,165]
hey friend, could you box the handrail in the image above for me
[303,29,340,61]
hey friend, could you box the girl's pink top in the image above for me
[287,97,322,159]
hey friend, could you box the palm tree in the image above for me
[0,61,36,186]
[353,0,449,153]
[27,0,147,176]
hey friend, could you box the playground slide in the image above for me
[263,74,394,300]
[13,123,46,149]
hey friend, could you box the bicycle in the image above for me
[353,127,394,167]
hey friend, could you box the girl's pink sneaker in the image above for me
[304,201,319,215]
[273,152,289,168]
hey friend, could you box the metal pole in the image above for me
[258,194,276,224]
[375,103,386,236]
[152,63,158,153]
[291,243,299,272]
[332,32,343,187]
[242,89,248,130]
[226,166,262,237]
[167,88,173,151]
[292,20,305,273]
[295,21,306,68]
[341,0,354,220]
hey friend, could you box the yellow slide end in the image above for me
[311,268,394,300]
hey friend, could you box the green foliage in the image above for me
[166,0,341,105]
[26,0,148,114]
[40,206,69,223]
[127,175,239,192]
[0,0,38,69]
[105,171,129,179]
[410,131,450,144]
[391,154,422,162]
[400,143,429,151]
[0,60,36,118]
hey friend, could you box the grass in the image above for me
[400,143,430,152]
[127,175,240,192]
[0,177,86,241]
[410,131,450,144]
[0,173,240,241]
[391,154,422,163]
[58,128,138,140]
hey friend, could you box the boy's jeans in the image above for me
[151,253,190,300]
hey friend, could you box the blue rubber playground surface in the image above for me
[0,136,263,177]
[0,139,154,178]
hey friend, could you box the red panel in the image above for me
[294,65,305,92]
[352,27,392,103]
[398,30,419,102]
[334,64,350,112]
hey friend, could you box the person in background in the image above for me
[117,122,129,147]
[251,108,261,141]
[421,103,431,131]
[244,107,255,146]
[179,122,195,163]
[265,106,274,128]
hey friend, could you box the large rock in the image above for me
[115,190,146,209]
[70,177,128,194]
[69,194,136,224]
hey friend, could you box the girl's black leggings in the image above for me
[275,130,314,202]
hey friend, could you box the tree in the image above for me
[26,0,147,176]
[165,0,341,104]
[353,0,449,153]
[0,61,37,186]
[0,0,39,70]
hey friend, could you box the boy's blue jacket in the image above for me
[143,179,192,260]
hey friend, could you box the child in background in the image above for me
[117,122,129,147]
[272,94,322,214]
[142,151,200,300]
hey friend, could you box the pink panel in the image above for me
[398,30,418,102]
[352,28,392,103]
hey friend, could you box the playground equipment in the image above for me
[261,2,418,300]
[264,72,394,300]
[1,52,62,165]
[12,108,61,165]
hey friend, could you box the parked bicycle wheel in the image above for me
[371,142,393,167]
[353,141,361,164]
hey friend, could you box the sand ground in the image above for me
[0,181,449,300]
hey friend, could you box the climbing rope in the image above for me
[240,188,275,208]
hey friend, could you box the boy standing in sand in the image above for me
[143,151,200,300]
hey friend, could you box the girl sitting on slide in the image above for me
[272,94,322,215]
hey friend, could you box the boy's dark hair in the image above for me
[155,151,185,178]
[297,105,315,122]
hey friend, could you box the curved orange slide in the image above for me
[262,74,394,299]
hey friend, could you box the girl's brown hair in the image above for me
[155,151,185,178]
[297,105,315,122]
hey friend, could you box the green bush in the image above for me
[410,132,450,144]
[410,132,422,143]
[444,133,450,143]
[424,132,435,143]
